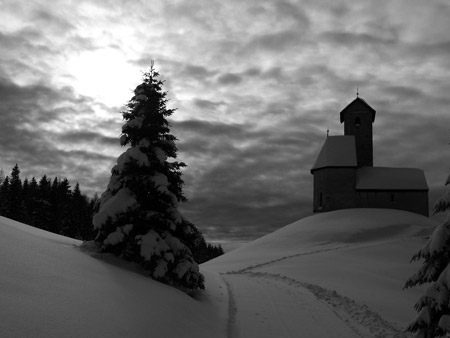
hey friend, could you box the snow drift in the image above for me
[205,208,438,332]
[0,208,438,337]
[0,216,223,338]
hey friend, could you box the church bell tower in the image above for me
[339,96,376,167]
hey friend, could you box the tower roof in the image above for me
[339,97,376,123]
[311,135,357,172]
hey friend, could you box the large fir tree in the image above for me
[405,174,450,337]
[92,64,204,290]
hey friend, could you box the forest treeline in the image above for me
[0,164,96,240]
[0,164,223,263]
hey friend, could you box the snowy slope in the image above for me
[0,216,225,338]
[0,209,438,338]
[204,208,437,337]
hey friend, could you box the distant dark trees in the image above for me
[181,220,224,264]
[0,164,223,264]
[0,164,97,240]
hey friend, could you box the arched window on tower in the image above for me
[355,116,361,128]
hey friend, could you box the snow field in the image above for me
[0,208,438,337]
[204,208,434,273]
[205,209,437,336]
[0,216,222,338]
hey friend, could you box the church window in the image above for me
[355,117,361,128]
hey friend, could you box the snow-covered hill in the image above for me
[204,208,437,337]
[0,209,438,337]
[0,216,224,338]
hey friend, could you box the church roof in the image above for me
[356,167,429,190]
[339,97,376,123]
[311,136,357,172]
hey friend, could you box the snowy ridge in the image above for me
[205,208,434,273]
[0,209,438,337]
[0,216,223,338]
[205,209,437,337]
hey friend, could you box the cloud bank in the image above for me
[0,0,449,246]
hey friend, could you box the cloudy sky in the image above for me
[1,0,450,248]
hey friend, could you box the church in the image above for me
[310,96,429,216]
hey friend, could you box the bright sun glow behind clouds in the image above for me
[1,0,450,243]
[67,48,140,107]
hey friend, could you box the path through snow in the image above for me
[219,269,414,338]
[202,210,434,338]
[222,272,373,338]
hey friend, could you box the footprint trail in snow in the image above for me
[222,272,373,338]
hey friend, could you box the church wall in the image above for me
[313,168,357,213]
[356,190,429,216]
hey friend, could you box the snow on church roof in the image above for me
[356,167,429,191]
[311,136,357,172]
